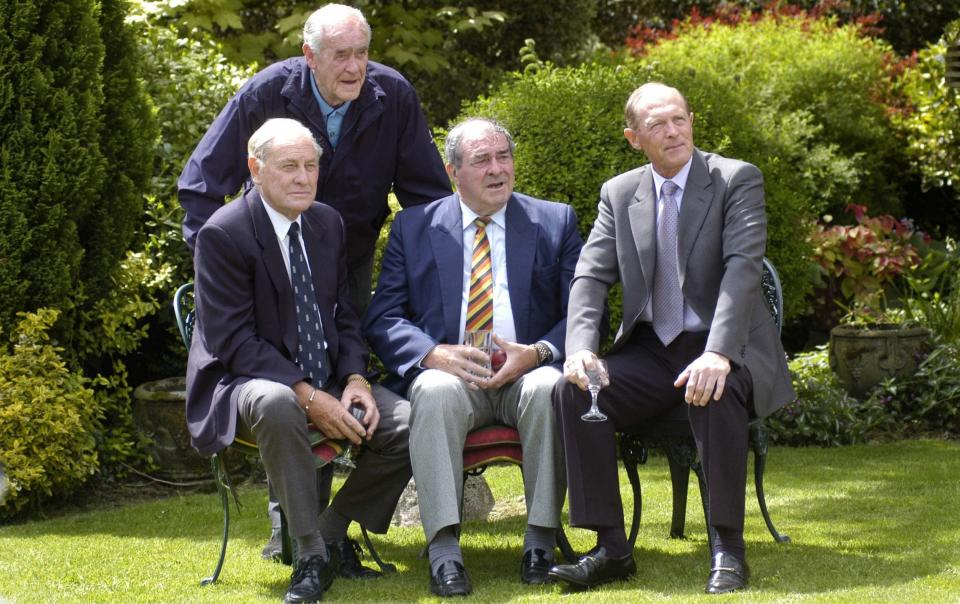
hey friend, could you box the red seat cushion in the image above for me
[232,423,346,467]
[463,424,522,471]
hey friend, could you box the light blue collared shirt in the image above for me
[310,75,351,149]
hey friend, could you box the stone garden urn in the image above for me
[132,376,210,480]
[829,323,930,398]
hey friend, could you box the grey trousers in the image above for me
[407,366,566,544]
[237,379,411,538]
[266,250,376,531]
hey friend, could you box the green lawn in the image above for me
[2,439,959,603]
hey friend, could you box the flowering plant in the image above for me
[810,204,924,325]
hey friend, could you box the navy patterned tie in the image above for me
[288,222,331,387]
[653,180,684,346]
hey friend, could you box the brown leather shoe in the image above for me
[705,552,749,594]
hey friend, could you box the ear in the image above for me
[445,163,457,187]
[303,43,316,68]
[248,156,261,184]
[623,128,643,151]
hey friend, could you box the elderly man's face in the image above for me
[624,88,694,178]
[249,135,320,220]
[303,18,369,107]
[446,127,515,216]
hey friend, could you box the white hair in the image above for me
[303,4,371,52]
[247,118,322,165]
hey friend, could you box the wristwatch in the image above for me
[533,341,554,367]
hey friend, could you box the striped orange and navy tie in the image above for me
[465,216,494,332]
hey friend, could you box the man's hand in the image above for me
[422,344,493,390]
[483,334,538,389]
[563,349,607,391]
[341,377,380,441]
[294,381,365,445]
[674,351,731,406]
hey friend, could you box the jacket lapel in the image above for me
[504,197,536,342]
[300,210,337,361]
[428,196,465,344]
[248,192,298,355]
[677,149,711,284]
[628,167,657,298]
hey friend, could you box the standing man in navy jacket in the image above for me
[178,3,450,314]
[178,3,450,559]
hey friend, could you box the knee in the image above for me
[519,367,562,419]
[408,370,470,425]
[551,374,583,416]
[245,380,302,431]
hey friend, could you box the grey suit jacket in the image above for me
[566,149,795,417]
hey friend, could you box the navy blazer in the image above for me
[186,189,368,456]
[364,193,583,394]
[177,57,451,266]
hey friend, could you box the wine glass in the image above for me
[581,359,609,422]
[463,329,493,376]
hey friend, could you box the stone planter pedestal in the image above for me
[133,376,210,481]
[829,324,930,398]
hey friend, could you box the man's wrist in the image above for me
[533,341,554,367]
[345,374,372,391]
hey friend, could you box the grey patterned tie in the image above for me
[652,180,684,346]
[288,222,331,387]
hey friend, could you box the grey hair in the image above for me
[624,82,691,130]
[248,118,322,165]
[303,4,371,52]
[444,118,516,168]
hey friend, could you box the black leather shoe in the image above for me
[284,555,334,603]
[520,548,556,585]
[429,560,472,597]
[261,530,283,562]
[326,538,382,579]
[547,546,636,588]
[705,552,749,594]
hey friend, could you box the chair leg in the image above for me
[690,459,716,554]
[622,453,643,550]
[666,448,691,539]
[556,526,579,563]
[279,509,294,565]
[201,454,231,586]
[360,526,398,573]
[750,421,791,544]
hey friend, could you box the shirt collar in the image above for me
[310,73,352,118]
[459,197,507,232]
[652,156,693,199]
[260,196,300,242]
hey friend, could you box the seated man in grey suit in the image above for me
[549,83,795,594]
[364,118,583,596]
[186,118,412,603]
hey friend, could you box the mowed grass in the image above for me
[2,439,959,603]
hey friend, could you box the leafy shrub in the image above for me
[638,10,906,220]
[893,36,960,223]
[767,347,890,446]
[0,310,99,519]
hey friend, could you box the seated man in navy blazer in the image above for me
[364,118,584,597]
[186,118,412,603]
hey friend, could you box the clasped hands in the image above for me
[564,349,732,405]
[293,378,379,445]
[423,334,538,390]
